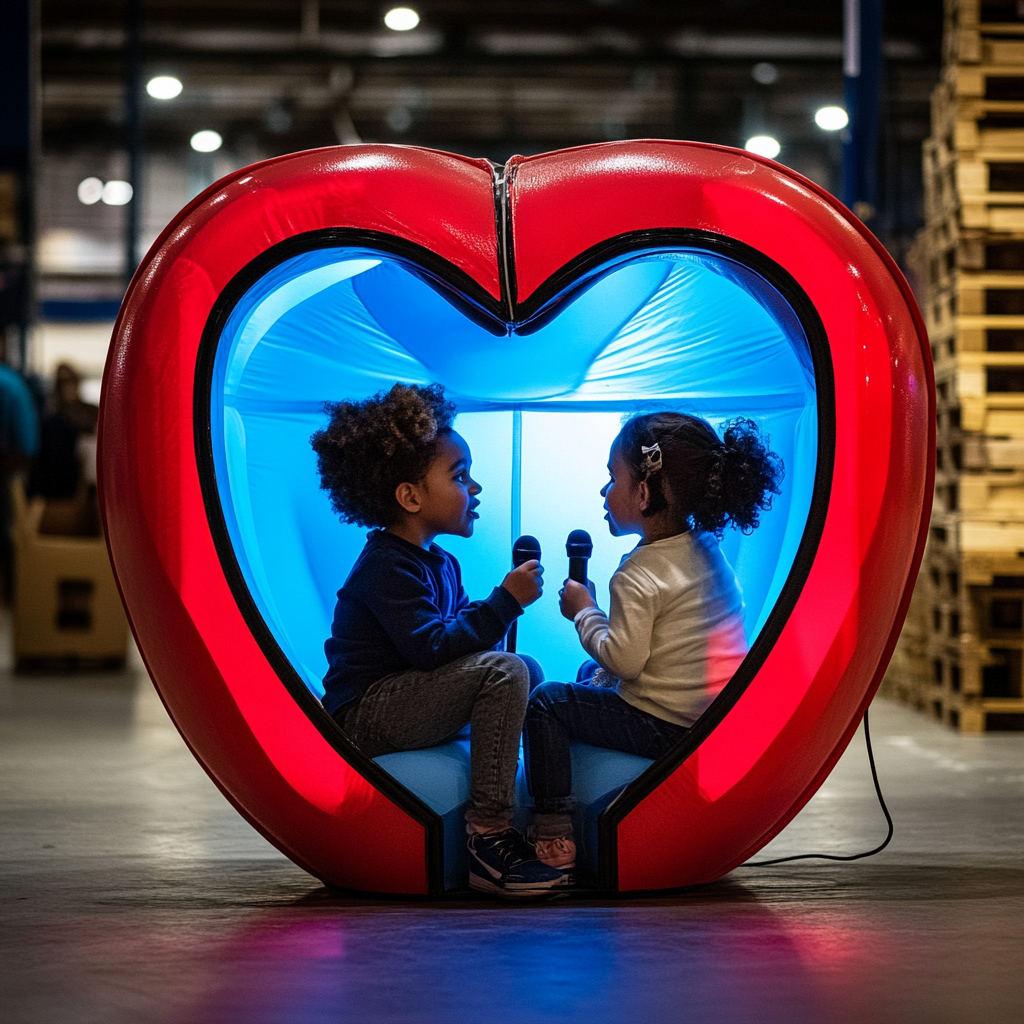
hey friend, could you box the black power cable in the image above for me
[739,707,894,868]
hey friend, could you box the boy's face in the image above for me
[415,430,482,538]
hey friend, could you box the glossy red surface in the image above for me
[100,147,498,894]
[99,141,933,895]
[510,141,933,890]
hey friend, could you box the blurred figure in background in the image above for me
[0,354,40,602]
[27,363,99,538]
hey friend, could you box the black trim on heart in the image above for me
[193,221,834,897]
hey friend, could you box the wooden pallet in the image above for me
[887,533,1024,731]
[942,0,1024,70]
[922,692,1024,732]
[928,60,1024,170]
[919,136,1024,233]
[922,137,959,224]
[939,365,1024,432]
[910,225,1024,386]
[930,92,1024,156]
[883,0,1024,732]
[880,574,931,708]
[956,157,1024,229]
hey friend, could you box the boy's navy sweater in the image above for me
[322,530,523,715]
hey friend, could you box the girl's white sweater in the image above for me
[574,530,748,727]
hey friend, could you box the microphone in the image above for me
[507,535,541,654]
[512,534,541,568]
[566,529,593,586]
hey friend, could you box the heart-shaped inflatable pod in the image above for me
[100,142,933,894]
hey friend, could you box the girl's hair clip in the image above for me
[640,442,663,477]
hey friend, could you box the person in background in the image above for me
[0,355,40,602]
[28,363,98,503]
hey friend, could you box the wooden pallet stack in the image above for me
[883,0,1024,730]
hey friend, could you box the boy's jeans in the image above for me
[335,651,536,832]
[523,680,689,839]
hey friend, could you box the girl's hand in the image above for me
[559,579,598,620]
[502,560,544,608]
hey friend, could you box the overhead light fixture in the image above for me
[101,180,133,206]
[384,7,420,31]
[745,135,781,159]
[77,177,104,205]
[146,75,182,100]
[191,129,223,153]
[386,106,414,133]
[751,62,778,85]
[815,105,849,131]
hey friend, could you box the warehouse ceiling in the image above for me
[35,0,944,296]
[41,0,941,160]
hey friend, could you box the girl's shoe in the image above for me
[467,827,564,898]
[534,837,576,886]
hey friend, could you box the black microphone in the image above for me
[512,534,541,568]
[566,529,593,586]
[507,535,541,654]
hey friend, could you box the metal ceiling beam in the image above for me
[41,25,923,62]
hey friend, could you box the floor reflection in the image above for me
[186,891,821,1024]
[3,627,1024,1024]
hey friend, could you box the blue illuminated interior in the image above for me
[209,245,817,698]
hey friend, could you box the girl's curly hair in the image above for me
[617,411,784,538]
[311,383,457,528]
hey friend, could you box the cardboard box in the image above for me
[12,480,129,669]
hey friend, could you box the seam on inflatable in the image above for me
[491,160,516,322]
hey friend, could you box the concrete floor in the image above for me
[2,631,1023,1024]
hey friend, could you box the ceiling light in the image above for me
[146,75,182,100]
[815,105,849,131]
[745,135,781,159]
[101,180,133,206]
[77,177,104,205]
[751,62,778,85]
[384,7,420,31]
[191,129,223,153]
[386,106,413,132]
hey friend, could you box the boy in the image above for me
[312,382,562,897]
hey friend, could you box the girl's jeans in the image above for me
[334,651,540,832]
[524,676,689,839]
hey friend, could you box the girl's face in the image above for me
[416,430,482,538]
[600,440,646,537]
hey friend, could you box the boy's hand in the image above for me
[559,579,598,620]
[502,560,544,608]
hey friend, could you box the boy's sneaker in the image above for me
[534,837,577,888]
[467,827,564,898]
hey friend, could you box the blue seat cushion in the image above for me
[374,739,472,891]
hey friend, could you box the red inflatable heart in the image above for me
[99,142,932,894]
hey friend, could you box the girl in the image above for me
[523,412,783,881]
[311,382,563,898]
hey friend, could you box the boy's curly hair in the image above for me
[311,383,457,528]
[617,411,784,538]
